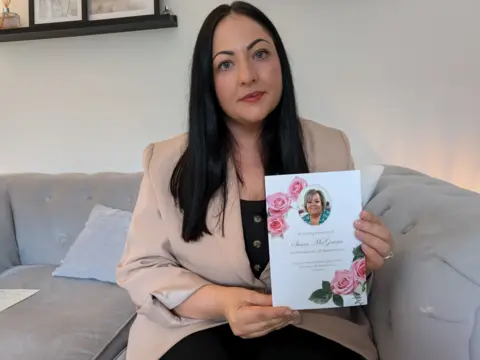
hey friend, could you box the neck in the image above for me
[227,119,262,157]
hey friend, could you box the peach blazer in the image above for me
[116,119,378,360]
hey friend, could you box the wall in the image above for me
[1,0,479,192]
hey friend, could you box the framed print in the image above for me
[88,0,155,21]
[31,0,84,24]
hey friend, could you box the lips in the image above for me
[239,91,265,102]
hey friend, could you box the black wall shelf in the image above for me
[0,14,178,43]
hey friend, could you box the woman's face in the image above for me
[212,14,283,127]
[306,193,323,216]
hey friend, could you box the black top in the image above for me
[240,200,269,279]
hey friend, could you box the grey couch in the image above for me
[0,166,478,360]
[0,173,142,360]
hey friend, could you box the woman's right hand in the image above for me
[219,287,300,339]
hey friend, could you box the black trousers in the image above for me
[160,324,364,360]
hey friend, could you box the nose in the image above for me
[237,58,257,86]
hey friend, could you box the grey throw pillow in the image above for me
[52,204,132,283]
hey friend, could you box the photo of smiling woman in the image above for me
[300,188,331,226]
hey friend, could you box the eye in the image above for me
[254,49,269,60]
[218,60,234,70]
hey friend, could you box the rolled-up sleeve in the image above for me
[116,144,212,328]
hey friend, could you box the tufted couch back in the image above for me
[0,172,143,268]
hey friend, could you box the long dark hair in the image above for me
[170,1,309,242]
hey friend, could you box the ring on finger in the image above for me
[383,251,394,260]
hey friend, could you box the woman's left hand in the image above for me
[354,210,393,273]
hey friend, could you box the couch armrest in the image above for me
[365,166,480,360]
[0,178,20,273]
[368,226,480,360]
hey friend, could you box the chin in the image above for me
[238,115,268,125]
[237,107,275,125]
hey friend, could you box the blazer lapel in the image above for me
[207,158,257,286]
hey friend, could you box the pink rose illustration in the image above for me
[266,192,291,216]
[288,176,308,201]
[330,269,357,295]
[267,216,289,236]
[351,259,367,283]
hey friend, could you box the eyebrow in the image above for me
[213,38,270,60]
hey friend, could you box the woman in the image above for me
[302,189,330,226]
[116,2,393,360]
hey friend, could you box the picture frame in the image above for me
[29,0,86,26]
[1,0,177,43]
[28,0,161,27]
[88,0,158,21]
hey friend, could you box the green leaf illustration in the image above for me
[322,281,331,292]
[353,292,365,305]
[352,245,365,261]
[332,294,344,307]
[362,282,367,292]
[309,288,332,305]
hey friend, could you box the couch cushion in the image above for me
[6,172,142,266]
[365,165,480,360]
[53,204,133,284]
[0,177,20,273]
[0,264,136,360]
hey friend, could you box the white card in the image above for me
[265,170,368,310]
[0,289,39,313]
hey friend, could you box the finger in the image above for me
[231,314,286,338]
[355,230,391,257]
[241,311,301,339]
[250,311,300,332]
[240,317,287,338]
[247,305,294,322]
[241,328,272,339]
[237,306,290,330]
[263,314,299,331]
[360,210,382,225]
[246,291,273,306]
[290,312,302,325]
[354,219,391,242]
[257,316,290,331]
[361,243,384,270]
